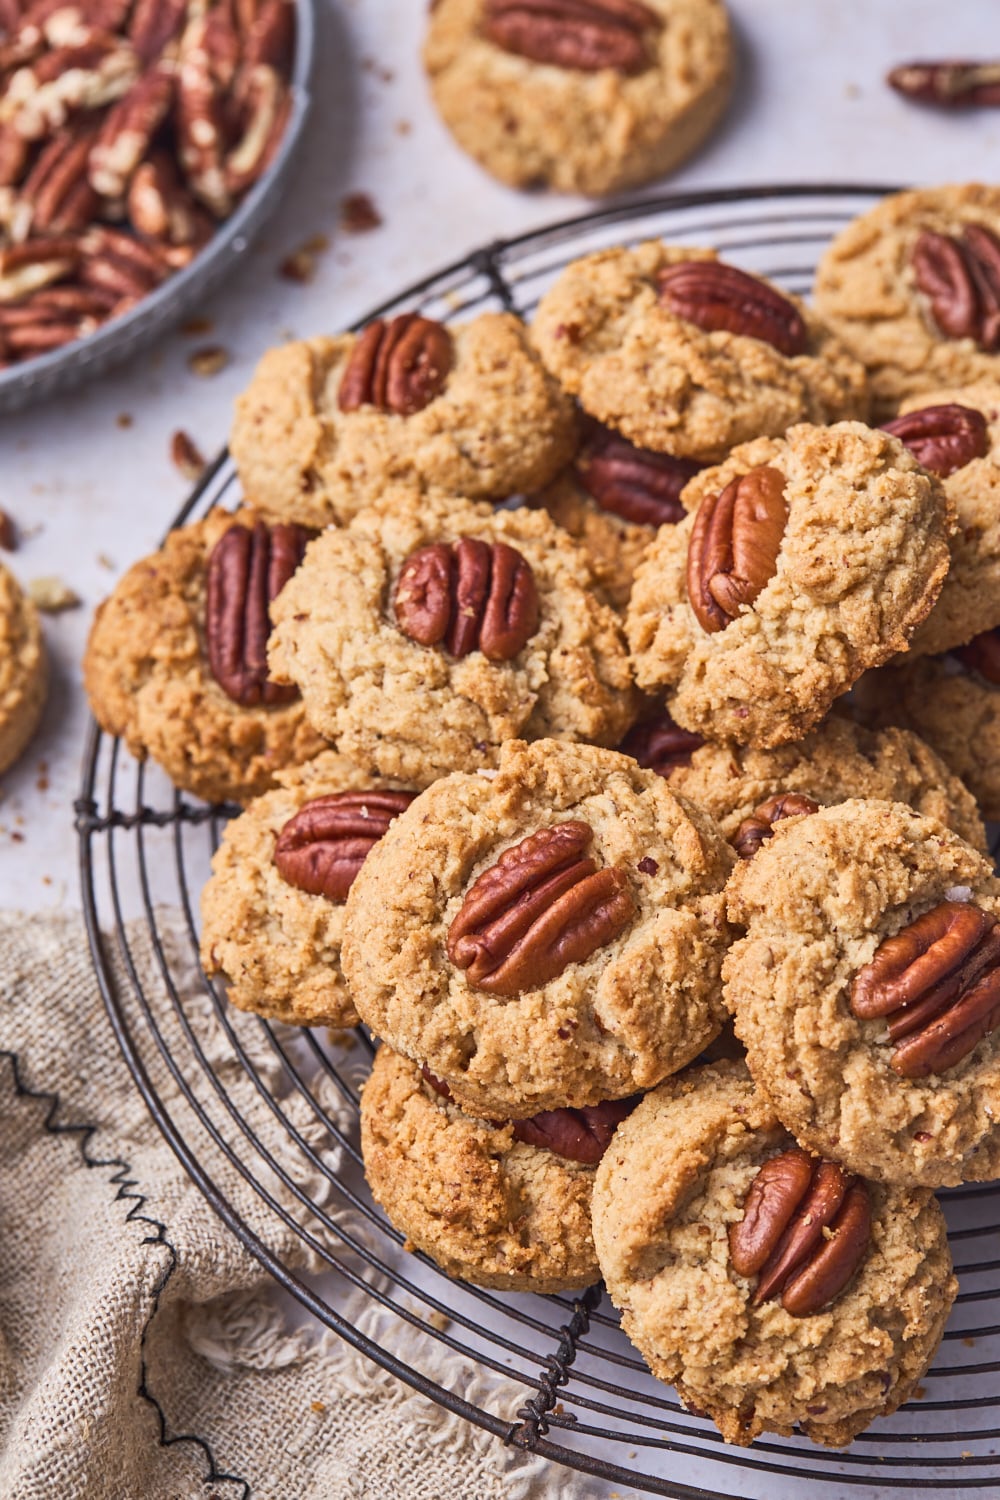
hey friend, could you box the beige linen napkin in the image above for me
[0,908,616,1500]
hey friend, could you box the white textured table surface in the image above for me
[2,0,998,911]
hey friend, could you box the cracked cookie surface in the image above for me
[592,1061,955,1447]
[724,799,1000,1187]
[268,489,636,787]
[362,1046,600,1291]
[532,242,868,460]
[230,312,576,526]
[625,423,954,747]
[343,738,734,1118]
[423,0,732,197]
[83,508,324,805]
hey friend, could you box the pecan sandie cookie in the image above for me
[423,0,733,197]
[625,422,954,747]
[814,184,1000,417]
[361,1046,624,1291]
[83,508,324,804]
[724,799,1000,1187]
[593,1061,955,1447]
[200,750,417,1030]
[230,311,575,526]
[343,738,734,1119]
[267,489,636,786]
[0,561,47,778]
[532,242,868,460]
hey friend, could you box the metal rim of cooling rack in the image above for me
[76,183,1000,1500]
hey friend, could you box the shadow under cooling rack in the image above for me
[77,184,1000,1500]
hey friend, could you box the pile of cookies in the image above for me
[83,183,1000,1450]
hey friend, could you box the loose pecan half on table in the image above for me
[0,0,296,368]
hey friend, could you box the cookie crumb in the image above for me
[116,412,133,429]
[188,345,229,378]
[426,1309,450,1332]
[171,430,207,483]
[0,508,16,550]
[279,248,317,284]
[28,576,81,612]
[310,1400,326,1414]
[36,761,48,792]
[341,192,382,233]
[97,552,116,571]
[181,315,215,336]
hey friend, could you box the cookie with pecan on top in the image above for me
[343,737,734,1120]
[593,1061,954,1447]
[424,0,732,197]
[724,799,1000,1187]
[230,310,575,526]
[814,184,1000,418]
[532,241,868,460]
[83,508,324,804]
[625,422,954,747]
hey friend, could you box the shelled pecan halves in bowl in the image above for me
[0,0,296,369]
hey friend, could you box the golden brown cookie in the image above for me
[665,715,987,854]
[724,799,1000,1187]
[268,489,636,787]
[361,1046,617,1291]
[230,311,576,527]
[423,0,733,197]
[0,561,47,777]
[592,1061,955,1447]
[200,751,417,1030]
[532,242,869,460]
[625,423,954,747]
[342,738,734,1119]
[814,184,1000,418]
[884,384,1000,656]
[83,509,325,805]
[856,646,1000,822]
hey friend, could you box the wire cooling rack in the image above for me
[76,186,1000,1500]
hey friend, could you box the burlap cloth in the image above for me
[0,908,624,1499]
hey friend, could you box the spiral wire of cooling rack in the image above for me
[77,186,1000,1500]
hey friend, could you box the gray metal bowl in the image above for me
[0,0,316,415]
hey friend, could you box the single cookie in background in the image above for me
[881,384,1000,656]
[625,422,954,748]
[267,489,636,787]
[855,643,1000,822]
[531,420,702,609]
[661,716,988,855]
[200,751,417,1031]
[0,561,47,777]
[362,1047,636,1291]
[724,798,1000,1188]
[342,738,734,1120]
[230,311,576,527]
[423,0,733,197]
[83,508,325,805]
[531,242,869,461]
[592,1061,956,1448]
[813,183,1000,419]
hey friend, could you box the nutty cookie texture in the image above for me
[83,508,325,805]
[625,422,954,747]
[724,799,1000,1188]
[531,242,869,461]
[886,383,1000,656]
[592,1062,955,1447]
[342,738,734,1120]
[814,184,1000,418]
[200,751,416,1031]
[856,649,1000,822]
[361,1047,604,1291]
[0,561,47,778]
[267,490,636,787]
[665,716,987,854]
[423,0,732,198]
[230,311,576,527]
